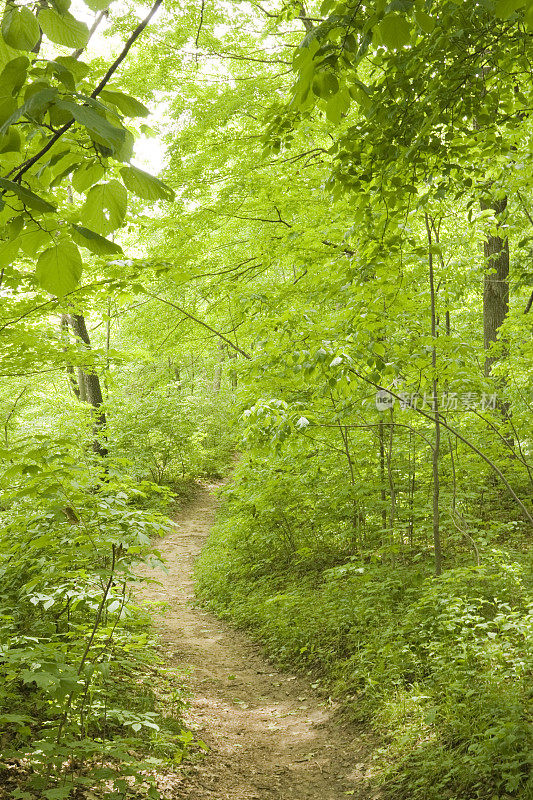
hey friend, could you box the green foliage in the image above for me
[38,9,90,49]
[109,377,237,486]
[0,0,173,302]
[0,434,187,797]
[35,241,83,296]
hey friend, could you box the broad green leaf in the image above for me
[0,125,20,152]
[312,72,339,99]
[0,96,16,125]
[378,13,412,49]
[1,6,40,52]
[71,223,123,255]
[100,89,149,118]
[84,0,113,10]
[0,87,58,134]
[55,55,90,83]
[72,161,105,193]
[120,166,174,202]
[0,55,29,95]
[35,241,83,295]
[43,786,75,800]
[0,236,20,267]
[81,180,127,235]
[57,99,126,151]
[114,128,134,162]
[19,225,53,255]
[49,156,82,188]
[0,30,19,71]
[325,88,350,124]
[413,10,436,33]
[7,214,23,239]
[46,60,76,91]
[0,177,56,213]
[494,0,524,17]
[38,9,89,49]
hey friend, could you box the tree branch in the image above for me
[8,0,163,183]
[143,291,252,359]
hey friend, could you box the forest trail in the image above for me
[138,484,377,800]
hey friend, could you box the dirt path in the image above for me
[138,484,377,800]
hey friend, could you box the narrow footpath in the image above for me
[139,484,377,800]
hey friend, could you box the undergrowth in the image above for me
[0,435,193,799]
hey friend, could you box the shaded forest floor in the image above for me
[138,484,378,800]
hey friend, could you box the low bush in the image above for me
[0,436,189,799]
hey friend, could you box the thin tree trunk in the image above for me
[425,214,442,576]
[68,313,108,458]
[212,341,224,393]
[481,197,509,378]
[379,420,387,532]
[228,349,238,389]
[60,315,81,399]
[77,368,87,402]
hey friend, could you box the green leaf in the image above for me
[84,0,113,10]
[100,89,149,118]
[312,72,339,99]
[1,6,40,52]
[378,13,412,49]
[0,177,56,213]
[0,55,29,95]
[19,225,53,255]
[71,223,123,255]
[413,10,436,33]
[43,786,74,799]
[325,88,350,124]
[55,55,90,83]
[114,128,134,162]
[46,60,76,91]
[0,87,58,134]
[0,125,20,153]
[120,166,174,202]
[7,214,23,239]
[38,9,89,49]
[0,96,16,126]
[0,29,19,71]
[494,0,524,18]
[20,669,58,689]
[81,180,127,235]
[35,241,83,295]
[72,161,105,193]
[0,236,20,267]
[57,99,125,151]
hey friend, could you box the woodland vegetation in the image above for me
[0,0,531,798]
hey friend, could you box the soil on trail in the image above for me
[138,484,377,800]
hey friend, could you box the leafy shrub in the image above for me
[0,436,187,798]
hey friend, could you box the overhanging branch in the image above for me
[7,0,163,183]
[143,291,252,359]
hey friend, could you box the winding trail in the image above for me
[138,484,377,800]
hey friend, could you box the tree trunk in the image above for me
[60,315,81,399]
[212,342,224,393]
[228,349,238,389]
[481,197,509,378]
[68,313,108,458]
[425,214,442,576]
